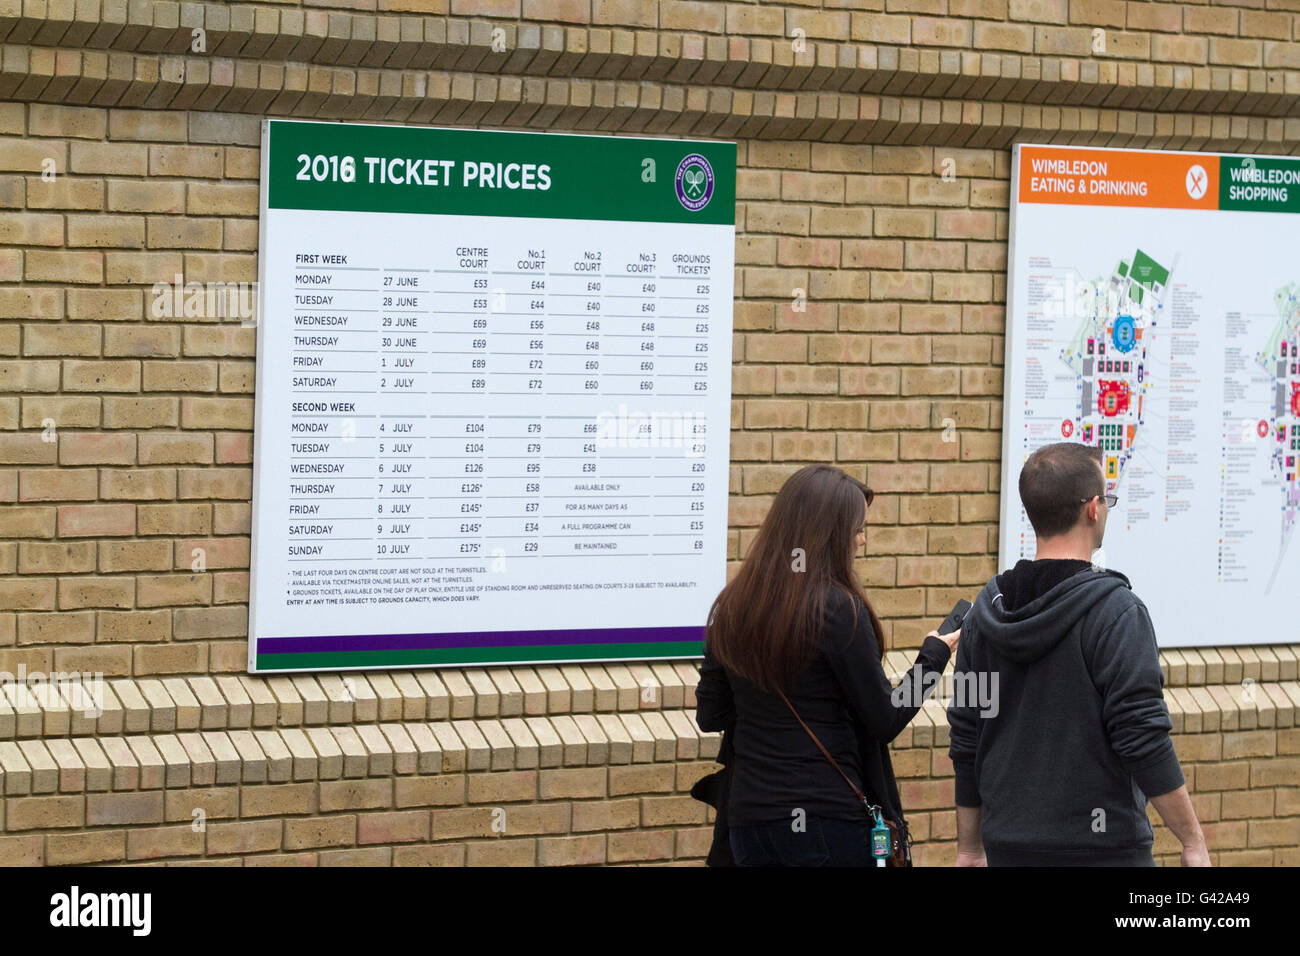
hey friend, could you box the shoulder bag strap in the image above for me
[774,685,878,815]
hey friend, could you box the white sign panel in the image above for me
[1003,144,1299,647]
[249,120,736,672]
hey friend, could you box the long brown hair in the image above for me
[705,464,886,694]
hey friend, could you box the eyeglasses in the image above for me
[1080,494,1119,508]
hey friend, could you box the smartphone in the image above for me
[938,599,972,636]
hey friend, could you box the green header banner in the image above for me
[266,119,736,226]
[1219,155,1300,214]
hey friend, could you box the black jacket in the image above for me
[948,562,1185,865]
[693,587,951,859]
[690,729,736,866]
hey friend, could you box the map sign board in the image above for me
[1003,144,1299,647]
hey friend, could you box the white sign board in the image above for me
[249,120,736,672]
[1002,144,1300,647]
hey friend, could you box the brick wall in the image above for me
[0,0,1297,865]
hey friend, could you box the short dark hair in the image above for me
[1019,442,1105,538]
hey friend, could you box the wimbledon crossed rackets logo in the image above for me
[675,153,715,211]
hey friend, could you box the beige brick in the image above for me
[466,770,537,804]
[146,217,223,250]
[431,805,501,839]
[607,829,675,862]
[107,180,185,214]
[62,360,139,392]
[319,778,391,812]
[5,795,84,830]
[127,825,205,860]
[572,797,640,831]
[67,289,143,322]
[1184,6,1238,35]
[0,138,67,174]
[0,832,42,868]
[538,833,607,866]
[1150,34,1208,64]
[45,830,126,865]
[851,13,911,44]
[538,766,606,800]
[56,503,135,537]
[66,214,145,249]
[25,178,104,212]
[108,111,187,143]
[24,250,101,284]
[640,794,708,826]
[1126,2,1180,33]
[392,843,465,866]
[86,790,165,826]
[149,146,223,179]
[284,814,357,849]
[187,183,259,216]
[0,213,63,246]
[206,819,283,855]
[357,809,431,844]
[464,838,535,866]
[241,783,318,818]
[70,143,149,176]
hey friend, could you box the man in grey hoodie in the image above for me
[947,441,1209,866]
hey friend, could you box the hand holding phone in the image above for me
[938,599,972,636]
[931,599,972,657]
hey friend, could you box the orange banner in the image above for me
[1017,146,1218,210]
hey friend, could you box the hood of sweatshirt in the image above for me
[968,565,1133,664]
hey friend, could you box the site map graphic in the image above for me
[1256,282,1300,591]
[1060,248,1171,493]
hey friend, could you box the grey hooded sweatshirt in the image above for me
[947,563,1185,866]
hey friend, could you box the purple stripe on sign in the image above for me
[258,625,705,654]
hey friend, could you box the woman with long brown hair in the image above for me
[696,464,959,866]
